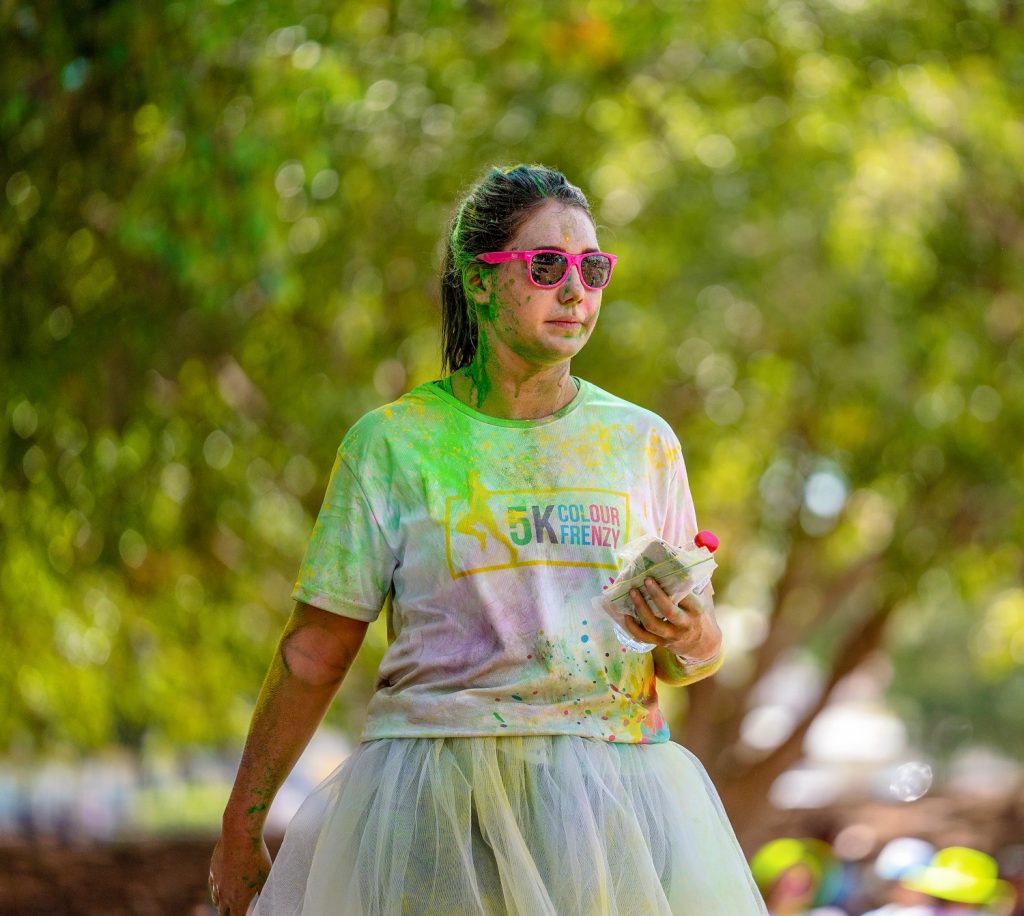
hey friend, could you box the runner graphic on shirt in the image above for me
[453,470,520,564]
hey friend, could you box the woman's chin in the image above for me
[541,324,589,350]
[502,328,591,366]
[536,339,587,364]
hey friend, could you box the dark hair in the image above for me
[440,164,593,373]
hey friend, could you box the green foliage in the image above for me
[2,0,1022,763]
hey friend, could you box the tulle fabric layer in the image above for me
[253,735,767,915]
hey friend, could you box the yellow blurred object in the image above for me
[901,845,1011,906]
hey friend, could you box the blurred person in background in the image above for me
[751,836,848,915]
[862,845,1017,916]
[207,164,767,915]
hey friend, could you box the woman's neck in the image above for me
[449,356,577,420]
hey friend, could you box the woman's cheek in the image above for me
[499,294,527,335]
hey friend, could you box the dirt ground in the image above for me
[0,835,281,916]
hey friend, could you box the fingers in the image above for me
[627,581,688,645]
[632,579,687,628]
[678,587,712,617]
[208,875,237,916]
[622,608,663,647]
[211,890,246,916]
[643,577,689,622]
[625,578,717,654]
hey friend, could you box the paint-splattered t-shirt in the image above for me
[292,378,701,744]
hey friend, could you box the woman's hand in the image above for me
[209,833,271,915]
[621,576,722,663]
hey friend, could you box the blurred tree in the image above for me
[2,0,1022,841]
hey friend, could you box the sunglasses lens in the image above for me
[581,255,612,288]
[528,251,568,286]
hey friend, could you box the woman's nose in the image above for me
[558,264,586,302]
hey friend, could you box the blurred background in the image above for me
[2,0,1023,913]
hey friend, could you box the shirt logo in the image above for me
[445,471,630,579]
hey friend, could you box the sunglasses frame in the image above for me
[477,249,618,290]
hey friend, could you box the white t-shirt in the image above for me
[293,378,700,744]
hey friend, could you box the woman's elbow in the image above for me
[279,610,369,687]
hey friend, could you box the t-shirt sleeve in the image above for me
[658,444,716,597]
[291,451,398,621]
[658,452,699,549]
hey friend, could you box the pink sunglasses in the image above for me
[477,249,618,290]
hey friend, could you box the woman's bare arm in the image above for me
[651,643,724,686]
[209,601,369,915]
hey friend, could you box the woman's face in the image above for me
[471,200,604,367]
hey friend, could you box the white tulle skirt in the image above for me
[252,735,767,915]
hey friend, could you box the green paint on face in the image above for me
[473,268,498,322]
[461,280,510,409]
[465,324,493,408]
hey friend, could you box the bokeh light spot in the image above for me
[119,529,148,569]
[889,761,933,801]
[203,430,234,470]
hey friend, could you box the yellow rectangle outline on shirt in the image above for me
[444,487,631,580]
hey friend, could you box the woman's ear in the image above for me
[464,263,493,306]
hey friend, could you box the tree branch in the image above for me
[718,601,894,843]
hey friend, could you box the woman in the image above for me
[210,164,767,915]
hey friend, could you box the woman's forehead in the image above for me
[512,201,598,249]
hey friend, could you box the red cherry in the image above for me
[694,530,719,553]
